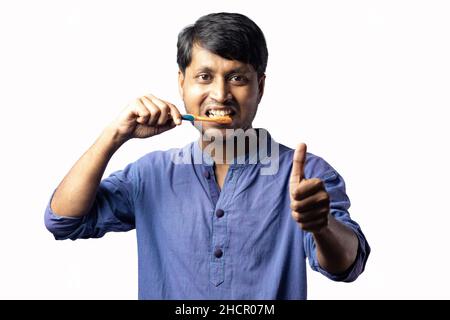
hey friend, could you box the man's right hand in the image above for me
[110,94,183,143]
[50,94,183,218]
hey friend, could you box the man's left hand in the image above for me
[289,143,331,233]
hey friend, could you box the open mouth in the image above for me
[205,108,236,119]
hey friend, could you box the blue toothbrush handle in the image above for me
[181,114,195,121]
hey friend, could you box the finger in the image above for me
[290,143,307,184]
[291,206,330,224]
[290,190,330,212]
[140,96,160,126]
[147,94,174,125]
[134,99,151,124]
[166,102,182,125]
[291,178,324,201]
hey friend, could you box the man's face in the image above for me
[178,44,265,136]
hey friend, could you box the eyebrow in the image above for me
[194,66,252,75]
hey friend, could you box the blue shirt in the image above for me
[45,129,370,299]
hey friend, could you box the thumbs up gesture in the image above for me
[289,143,330,233]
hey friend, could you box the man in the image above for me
[45,12,370,299]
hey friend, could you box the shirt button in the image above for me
[216,209,224,218]
[214,248,223,258]
[203,171,210,179]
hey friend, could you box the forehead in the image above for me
[188,44,255,73]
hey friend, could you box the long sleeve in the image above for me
[303,156,371,282]
[44,162,137,240]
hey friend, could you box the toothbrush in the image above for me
[181,114,232,124]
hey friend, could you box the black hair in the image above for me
[177,12,268,78]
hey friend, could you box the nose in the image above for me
[209,78,231,103]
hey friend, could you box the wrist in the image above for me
[99,125,127,155]
[312,214,333,238]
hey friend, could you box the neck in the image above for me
[199,127,258,164]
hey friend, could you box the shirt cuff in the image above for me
[309,223,370,283]
[44,192,85,240]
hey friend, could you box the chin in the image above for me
[202,127,234,141]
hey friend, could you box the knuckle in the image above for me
[298,179,308,188]
[313,178,323,187]
[293,186,303,198]
[321,207,330,214]
[135,98,144,106]
[140,96,150,104]
[290,202,299,212]
[290,202,295,211]
[170,104,180,112]
[318,192,329,203]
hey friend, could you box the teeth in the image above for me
[207,109,232,117]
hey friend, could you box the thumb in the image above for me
[290,143,307,184]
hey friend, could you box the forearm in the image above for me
[313,215,359,274]
[51,126,125,218]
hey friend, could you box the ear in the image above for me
[178,70,185,98]
[257,74,266,104]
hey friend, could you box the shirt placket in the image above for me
[203,165,240,287]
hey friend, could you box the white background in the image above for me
[0,0,449,299]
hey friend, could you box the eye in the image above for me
[196,74,212,82]
[229,75,248,84]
